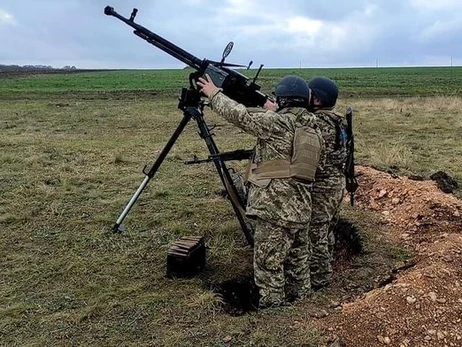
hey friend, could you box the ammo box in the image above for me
[166,236,206,278]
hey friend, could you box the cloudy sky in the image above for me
[1,0,461,69]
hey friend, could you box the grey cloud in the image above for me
[0,0,461,68]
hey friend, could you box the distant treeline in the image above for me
[0,64,77,72]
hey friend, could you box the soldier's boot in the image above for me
[310,263,333,290]
[285,280,312,303]
[258,289,285,309]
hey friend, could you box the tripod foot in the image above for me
[112,223,125,233]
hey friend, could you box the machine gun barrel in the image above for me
[104,6,203,70]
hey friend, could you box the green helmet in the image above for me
[274,75,310,101]
[308,76,338,107]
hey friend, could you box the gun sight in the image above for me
[129,8,138,21]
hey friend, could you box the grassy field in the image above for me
[1,67,461,346]
[1,66,462,99]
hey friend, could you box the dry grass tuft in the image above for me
[365,141,415,169]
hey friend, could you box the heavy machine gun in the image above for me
[105,6,268,246]
[104,6,268,108]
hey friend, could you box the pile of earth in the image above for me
[354,166,462,240]
[314,166,462,347]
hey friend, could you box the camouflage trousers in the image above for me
[253,218,312,308]
[309,175,345,288]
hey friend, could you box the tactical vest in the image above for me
[246,108,322,185]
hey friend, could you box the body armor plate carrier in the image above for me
[247,126,322,184]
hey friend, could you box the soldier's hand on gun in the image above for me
[263,98,277,111]
[197,74,222,98]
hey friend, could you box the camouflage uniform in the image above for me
[310,109,347,288]
[209,89,323,307]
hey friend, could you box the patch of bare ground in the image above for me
[312,166,462,347]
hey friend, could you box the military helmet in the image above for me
[307,76,338,107]
[274,75,310,100]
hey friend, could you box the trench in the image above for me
[207,218,365,316]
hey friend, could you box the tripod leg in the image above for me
[191,109,254,246]
[113,113,191,232]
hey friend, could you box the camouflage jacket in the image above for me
[209,90,324,228]
[313,109,347,182]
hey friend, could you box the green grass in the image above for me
[1,66,462,99]
[0,67,459,346]
[0,70,188,97]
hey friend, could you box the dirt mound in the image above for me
[314,166,462,347]
[317,234,462,347]
[354,166,462,237]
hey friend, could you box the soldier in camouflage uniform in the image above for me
[306,77,347,289]
[197,74,325,308]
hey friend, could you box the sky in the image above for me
[0,0,461,69]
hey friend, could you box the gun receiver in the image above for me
[104,6,268,107]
